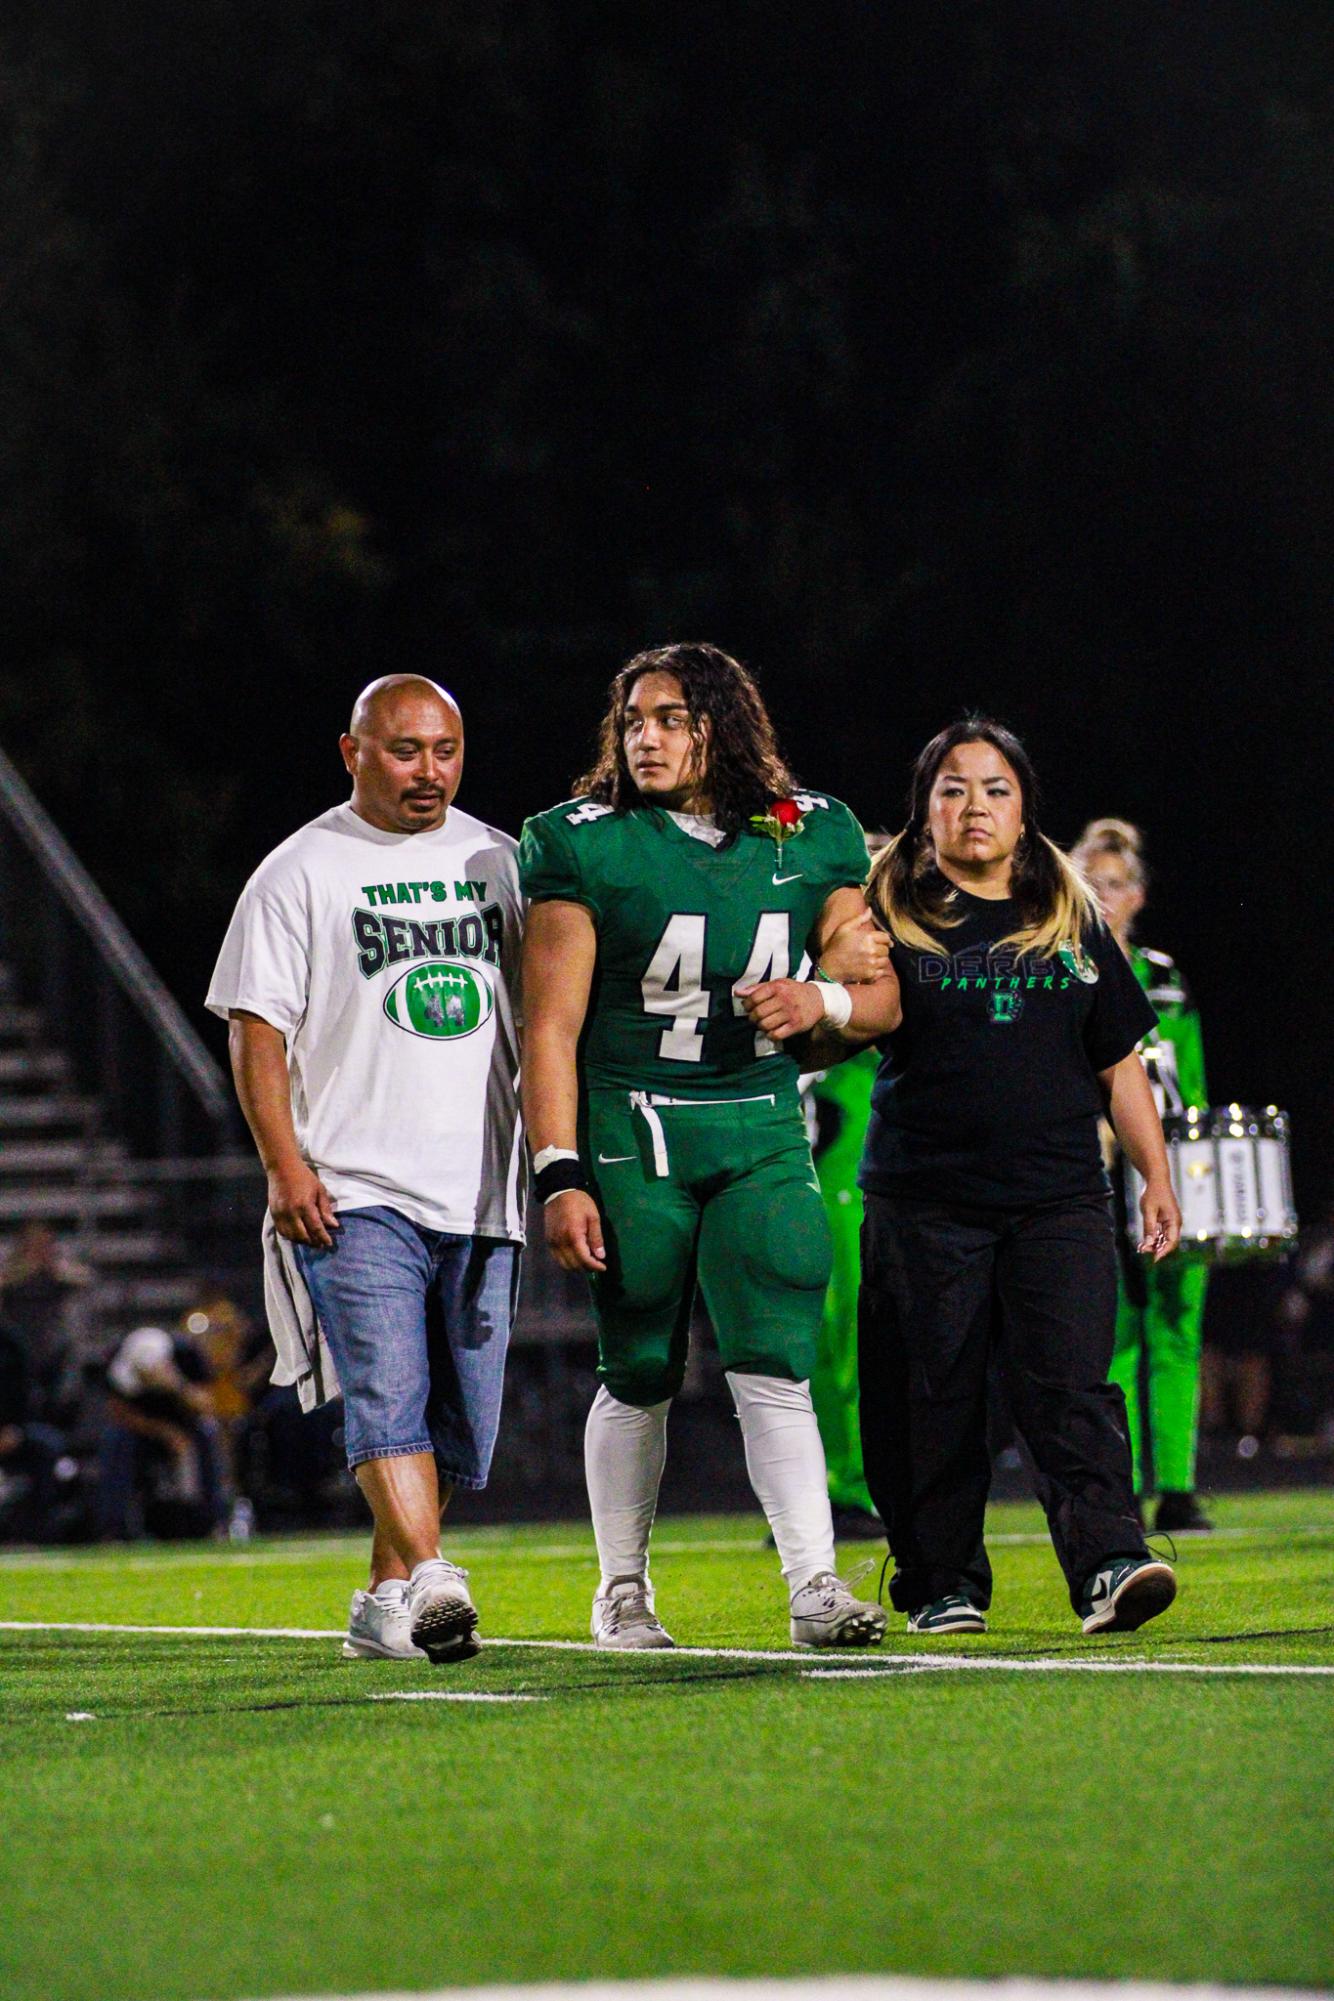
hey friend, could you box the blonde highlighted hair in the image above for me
[1071,816,1147,886]
[866,717,1099,961]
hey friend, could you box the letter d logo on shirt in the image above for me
[383,961,493,1040]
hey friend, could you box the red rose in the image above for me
[772,798,801,828]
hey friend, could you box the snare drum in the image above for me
[1124,1104,1298,1262]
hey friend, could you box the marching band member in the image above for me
[1073,818,1212,1532]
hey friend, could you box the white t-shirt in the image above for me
[107,1325,178,1398]
[207,802,525,1241]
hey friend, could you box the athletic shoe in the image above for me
[407,1556,480,1663]
[1079,1556,1177,1635]
[789,1570,888,1647]
[906,1594,988,1635]
[591,1577,675,1649]
[1154,1490,1213,1533]
[342,1579,426,1661]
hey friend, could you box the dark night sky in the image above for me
[0,2,1330,1193]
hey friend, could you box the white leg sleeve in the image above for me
[584,1385,670,1592]
[729,1371,836,1592]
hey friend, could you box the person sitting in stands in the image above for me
[0,1223,91,1422]
[97,1322,228,1540]
[0,1310,75,1542]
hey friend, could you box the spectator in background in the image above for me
[1272,1202,1334,1447]
[0,1223,92,1420]
[1204,1204,1334,1459]
[97,1321,228,1540]
[0,1309,76,1541]
[183,1286,271,1491]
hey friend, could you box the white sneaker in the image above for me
[789,1570,888,1648]
[342,1580,426,1661]
[591,1576,675,1650]
[407,1557,480,1663]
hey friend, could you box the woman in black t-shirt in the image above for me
[741,717,1182,1638]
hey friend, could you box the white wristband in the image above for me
[532,1145,579,1174]
[818,981,853,1029]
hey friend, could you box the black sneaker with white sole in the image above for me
[906,1594,988,1634]
[1079,1556,1176,1635]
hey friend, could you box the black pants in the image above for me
[858,1189,1147,1613]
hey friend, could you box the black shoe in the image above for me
[1154,1491,1213,1533]
[1079,1557,1177,1635]
[831,1504,886,1542]
[907,1594,987,1634]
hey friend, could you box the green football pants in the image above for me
[1109,1257,1209,1494]
[810,1156,874,1514]
[583,1088,833,1408]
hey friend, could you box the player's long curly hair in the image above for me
[867,715,1098,960]
[574,643,799,838]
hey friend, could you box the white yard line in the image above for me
[236,1976,1334,2001]
[369,1692,544,1704]
[3,1619,1330,1676]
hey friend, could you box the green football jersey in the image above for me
[518,793,869,1099]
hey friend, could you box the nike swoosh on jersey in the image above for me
[772,871,803,885]
[597,1153,636,1165]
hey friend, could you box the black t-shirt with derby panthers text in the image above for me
[859,885,1157,1209]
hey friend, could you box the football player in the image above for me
[519,643,891,1649]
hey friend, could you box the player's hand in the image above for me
[545,1188,607,1271]
[1138,1177,1181,1262]
[740,978,826,1041]
[268,1160,340,1249]
[818,909,892,984]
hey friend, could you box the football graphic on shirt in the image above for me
[382,961,493,1040]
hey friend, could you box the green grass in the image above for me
[1,1491,1332,2001]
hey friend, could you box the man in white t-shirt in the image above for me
[207,675,524,1664]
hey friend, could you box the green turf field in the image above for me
[1,1490,1331,2001]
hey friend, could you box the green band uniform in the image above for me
[1109,944,1209,1495]
[517,794,869,1406]
[807,1048,879,1513]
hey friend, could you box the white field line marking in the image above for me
[64,1711,95,1721]
[369,1691,544,1704]
[4,1620,1332,1676]
[1,1522,1329,1573]
[237,1975,1334,2001]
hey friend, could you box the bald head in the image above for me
[341,676,465,835]
[349,674,462,738]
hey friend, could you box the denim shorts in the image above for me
[296,1207,519,1489]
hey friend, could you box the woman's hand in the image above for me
[544,1189,607,1272]
[1138,1176,1182,1262]
[740,979,826,1041]
[817,909,892,984]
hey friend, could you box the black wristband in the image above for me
[534,1157,588,1204]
